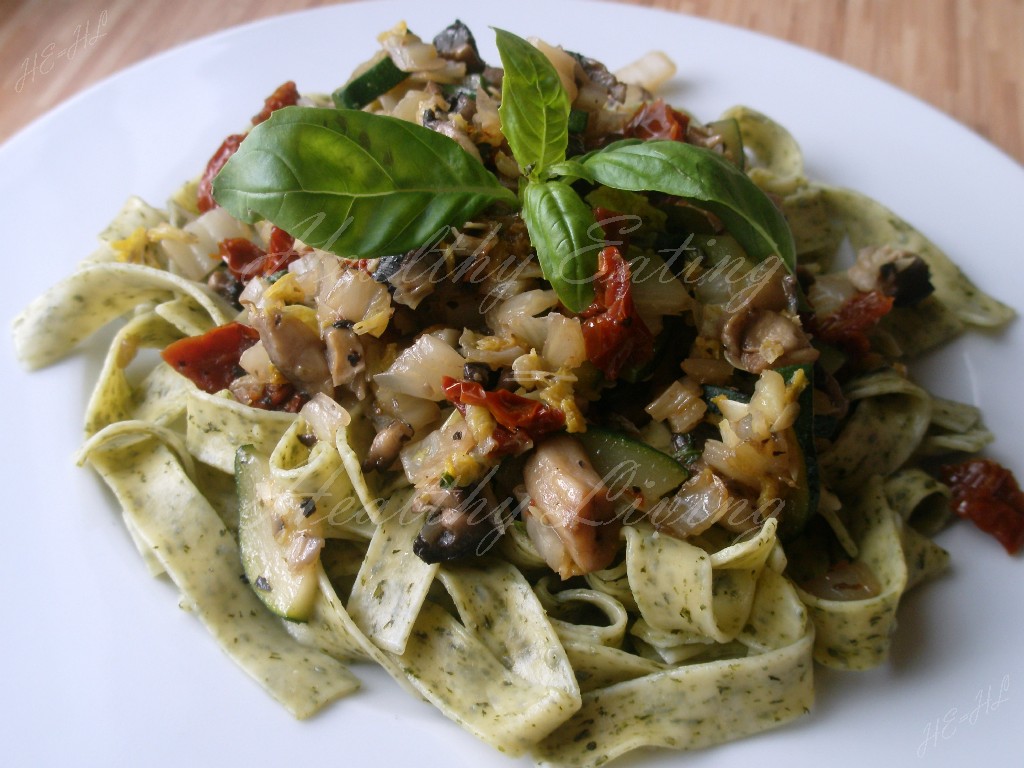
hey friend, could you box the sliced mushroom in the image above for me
[722,309,819,374]
[362,419,414,473]
[412,481,508,563]
[522,435,621,579]
[432,20,485,73]
[324,325,367,398]
[848,245,934,307]
[448,91,477,122]
[574,53,629,104]
[249,309,333,396]
[372,249,437,309]
[726,264,798,316]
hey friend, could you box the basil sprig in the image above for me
[493,28,795,312]
[212,26,796,312]
[214,107,516,258]
[493,28,599,311]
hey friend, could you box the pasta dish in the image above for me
[12,19,1023,767]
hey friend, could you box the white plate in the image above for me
[2,2,1021,766]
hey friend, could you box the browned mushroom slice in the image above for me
[412,481,508,563]
[522,435,621,579]
[362,419,414,473]
[848,245,934,307]
[432,20,485,73]
[372,251,437,309]
[722,309,819,374]
[324,324,367,398]
[250,308,333,396]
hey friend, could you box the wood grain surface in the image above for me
[1,0,1021,164]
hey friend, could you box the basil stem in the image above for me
[494,28,570,179]
[582,139,796,272]
[521,180,601,313]
[213,107,516,258]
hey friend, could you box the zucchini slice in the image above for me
[775,364,819,540]
[568,108,589,134]
[577,426,689,505]
[332,52,408,110]
[236,445,322,622]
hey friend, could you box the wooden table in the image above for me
[2,0,1021,164]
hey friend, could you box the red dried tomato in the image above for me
[579,246,654,381]
[624,99,689,141]
[443,377,565,436]
[592,206,635,252]
[442,377,565,458]
[252,80,299,125]
[220,227,299,282]
[197,82,301,212]
[940,459,1024,555]
[161,322,259,394]
[196,133,244,213]
[810,290,894,358]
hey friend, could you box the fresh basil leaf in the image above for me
[522,180,601,313]
[494,28,570,178]
[574,137,642,164]
[213,106,516,258]
[582,140,796,272]
[544,159,594,184]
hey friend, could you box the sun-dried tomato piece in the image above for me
[196,133,244,213]
[940,458,1024,555]
[810,290,894,358]
[252,80,299,125]
[161,322,260,393]
[579,246,654,381]
[625,99,689,141]
[197,82,301,212]
[442,377,565,437]
[592,206,635,252]
[220,227,299,282]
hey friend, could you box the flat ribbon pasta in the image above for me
[84,309,184,434]
[13,262,234,370]
[820,186,1015,329]
[884,468,952,535]
[916,395,994,457]
[533,564,814,767]
[185,388,296,473]
[347,490,438,654]
[314,558,583,755]
[81,431,360,717]
[721,105,806,194]
[792,475,947,669]
[819,368,932,493]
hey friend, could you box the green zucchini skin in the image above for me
[577,426,689,504]
[236,445,320,622]
[332,54,408,109]
[774,364,819,541]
